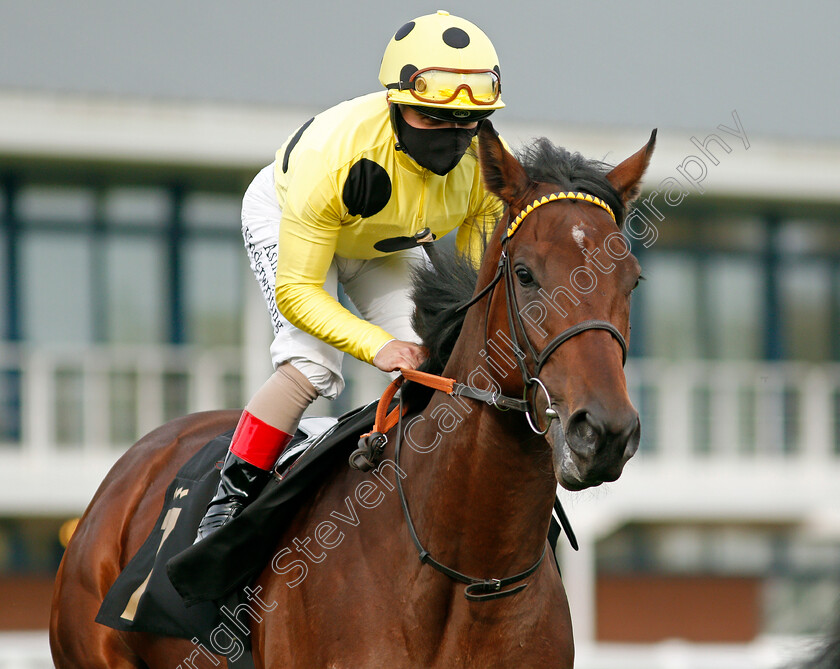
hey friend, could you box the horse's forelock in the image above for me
[515,139,627,228]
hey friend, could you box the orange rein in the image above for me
[361,368,456,439]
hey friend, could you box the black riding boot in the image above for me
[194,451,271,543]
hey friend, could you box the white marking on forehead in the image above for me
[571,224,586,249]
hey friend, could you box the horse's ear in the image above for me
[478,121,532,205]
[606,129,657,204]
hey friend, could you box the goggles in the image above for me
[391,68,501,106]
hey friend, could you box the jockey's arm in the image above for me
[274,227,395,367]
[274,155,397,367]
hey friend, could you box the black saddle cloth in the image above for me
[95,401,377,644]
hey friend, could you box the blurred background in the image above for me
[0,1,838,667]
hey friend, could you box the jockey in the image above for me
[195,10,506,541]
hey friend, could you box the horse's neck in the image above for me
[399,379,556,578]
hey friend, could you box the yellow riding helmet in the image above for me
[379,10,504,122]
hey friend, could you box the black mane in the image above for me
[410,242,480,375]
[408,137,622,400]
[517,138,626,227]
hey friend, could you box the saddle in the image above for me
[97,392,573,653]
[96,401,377,647]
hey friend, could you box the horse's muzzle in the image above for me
[553,406,640,489]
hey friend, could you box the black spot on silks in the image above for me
[282,117,314,173]
[342,159,392,218]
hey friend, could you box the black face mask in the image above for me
[394,107,479,176]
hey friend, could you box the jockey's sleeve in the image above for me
[454,133,509,265]
[455,191,504,265]
[274,152,393,365]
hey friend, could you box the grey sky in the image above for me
[1,0,836,140]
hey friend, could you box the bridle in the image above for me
[457,190,628,434]
[351,191,628,601]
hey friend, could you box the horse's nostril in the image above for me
[566,410,601,456]
[623,416,641,458]
[566,408,640,459]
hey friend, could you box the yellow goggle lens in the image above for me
[410,69,500,105]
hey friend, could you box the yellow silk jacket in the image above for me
[273,91,504,364]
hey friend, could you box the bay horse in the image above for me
[50,123,654,668]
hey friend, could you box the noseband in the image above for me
[459,190,628,434]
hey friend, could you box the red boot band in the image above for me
[229,411,294,471]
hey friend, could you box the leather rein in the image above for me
[351,191,627,601]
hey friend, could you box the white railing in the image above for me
[0,343,386,514]
[3,347,838,461]
[1,346,839,515]
[626,359,840,461]
[0,343,245,454]
[0,343,248,514]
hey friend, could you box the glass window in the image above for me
[105,237,165,344]
[183,192,242,230]
[0,518,65,574]
[0,369,22,445]
[54,367,84,447]
[780,261,831,361]
[600,525,780,575]
[103,187,169,227]
[648,210,695,250]
[184,239,244,346]
[653,527,708,573]
[766,574,840,635]
[21,233,92,344]
[737,384,757,454]
[641,253,700,359]
[699,215,766,253]
[17,186,95,225]
[109,370,138,445]
[706,257,763,359]
[0,233,7,338]
[777,220,840,256]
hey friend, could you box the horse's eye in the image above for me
[515,267,534,286]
